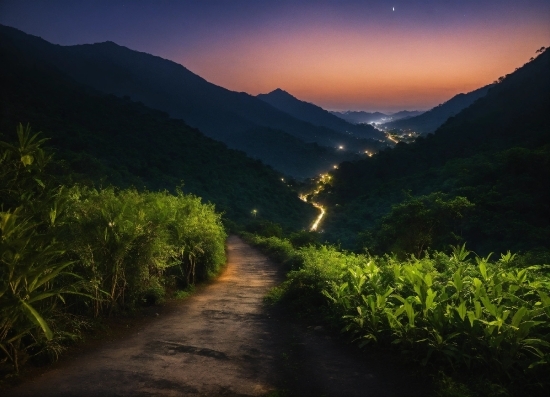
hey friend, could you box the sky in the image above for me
[1,0,548,112]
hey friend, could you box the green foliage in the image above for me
[0,43,316,230]
[0,125,226,374]
[245,219,284,238]
[64,186,226,315]
[242,233,301,271]
[0,125,82,372]
[322,249,550,394]
[248,235,550,395]
[369,193,474,257]
[317,49,550,254]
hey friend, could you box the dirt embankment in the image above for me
[6,235,430,396]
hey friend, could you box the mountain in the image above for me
[390,110,424,120]
[0,25,378,178]
[330,110,423,124]
[0,27,317,229]
[315,48,550,254]
[256,89,382,139]
[381,85,493,134]
[330,110,388,124]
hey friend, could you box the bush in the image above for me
[0,125,226,373]
[247,233,550,395]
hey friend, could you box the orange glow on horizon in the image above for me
[2,1,547,112]
[176,15,549,112]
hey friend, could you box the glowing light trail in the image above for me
[299,192,326,231]
[310,202,325,231]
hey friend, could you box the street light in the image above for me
[252,209,257,217]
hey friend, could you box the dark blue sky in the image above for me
[2,0,548,111]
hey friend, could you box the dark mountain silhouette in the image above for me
[317,48,550,254]
[330,110,423,124]
[0,24,378,178]
[382,85,494,134]
[0,26,317,229]
[257,89,382,139]
[390,110,424,120]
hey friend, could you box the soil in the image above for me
[4,235,431,396]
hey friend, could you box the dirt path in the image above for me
[7,236,430,396]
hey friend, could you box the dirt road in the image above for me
[8,236,429,396]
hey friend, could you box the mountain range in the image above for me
[0,25,383,178]
[317,47,549,254]
[381,84,494,134]
[0,25,317,229]
[330,110,423,125]
[257,89,381,139]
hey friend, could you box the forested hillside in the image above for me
[382,84,493,135]
[315,48,550,254]
[0,31,316,230]
[0,24,379,178]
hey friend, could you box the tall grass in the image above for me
[0,125,226,373]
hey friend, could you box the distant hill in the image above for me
[0,24,380,178]
[0,28,317,229]
[316,48,550,254]
[391,110,424,120]
[257,89,382,139]
[382,85,493,134]
[330,110,423,124]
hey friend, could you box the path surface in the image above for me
[8,236,429,396]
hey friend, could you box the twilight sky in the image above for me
[1,0,548,112]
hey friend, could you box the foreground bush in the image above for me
[0,125,226,373]
[247,235,550,395]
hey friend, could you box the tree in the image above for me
[368,192,474,257]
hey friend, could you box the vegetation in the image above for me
[246,234,550,396]
[316,48,550,255]
[360,192,474,258]
[1,24,548,397]
[0,35,316,231]
[0,125,226,374]
[382,84,493,135]
[0,24,377,179]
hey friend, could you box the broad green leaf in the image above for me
[480,296,497,317]
[456,300,467,321]
[538,291,550,308]
[20,300,53,340]
[511,307,528,328]
[479,261,488,281]
[467,311,476,327]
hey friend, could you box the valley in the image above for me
[1,14,549,397]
